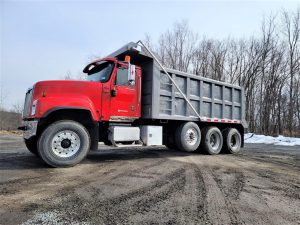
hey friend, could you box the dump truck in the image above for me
[20,41,247,167]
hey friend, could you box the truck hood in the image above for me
[34,80,102,96]
[27,80,102,120]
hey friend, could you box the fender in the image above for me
[35,97,101,121]
[39,105,100,151]
[43,106,95,119]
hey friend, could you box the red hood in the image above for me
[28,80,102,120]
[34,80,102,96]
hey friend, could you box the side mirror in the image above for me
[111,89,117,97]
[128,65,136,83]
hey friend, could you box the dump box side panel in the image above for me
[153,67,244,122]
[107,42,245,125]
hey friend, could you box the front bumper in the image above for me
[19,120,39,139]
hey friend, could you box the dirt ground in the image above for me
[0,134,299,225]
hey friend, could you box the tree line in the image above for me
[0,103,23,131]
[144,9,300,136]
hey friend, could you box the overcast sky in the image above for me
[1,0,299,109]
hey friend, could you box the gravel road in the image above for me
[0,134,299,225]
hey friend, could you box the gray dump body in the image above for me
[109,42,247,127]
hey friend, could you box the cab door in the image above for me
[109,64,141,120]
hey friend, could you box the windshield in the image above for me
[86,61,114,82]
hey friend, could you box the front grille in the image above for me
[23,88,33,118]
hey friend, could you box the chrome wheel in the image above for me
[209,132,221,151]
[229,132,241,152]
[51,130,81,158]
[185,128,198,146]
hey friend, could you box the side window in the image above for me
[116,67,137,86]
[115,65,136,86]
[115,67,129,86]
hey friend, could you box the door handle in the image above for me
[111,89,117,97]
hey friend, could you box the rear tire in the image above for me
[222,128,242,153]
[38,120,90,167]
[24,137,39,157]
[175,122,201,152]
[200,126,223,155]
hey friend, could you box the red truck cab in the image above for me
[83,57,142,121]
[24,57,141,122]
[21,56,143,167]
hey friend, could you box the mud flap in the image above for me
[90,121,99,151]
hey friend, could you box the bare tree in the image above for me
[143,33,153,49]
[62,70,86,80]
[12,102,23,114]
[192,38,211,77]
[63,70,73,80]
[157,20,198,72]
[282,8,300,135]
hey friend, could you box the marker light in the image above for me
[124,55,131,63]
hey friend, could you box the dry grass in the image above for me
[0,130,23,136]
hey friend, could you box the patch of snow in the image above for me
[21,211,90,225]
[244,133,300,146]
[21,211,62,225]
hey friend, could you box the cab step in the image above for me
[114,143,143,148]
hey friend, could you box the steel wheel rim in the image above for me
[230,133,240,150]
[51,130,81,158]
[185,128,198,146]
[209,132,220,151]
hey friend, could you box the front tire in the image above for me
[38,120,90,167]
[175,122,201,152]
[200,126,223,155]
[24,137,39,157]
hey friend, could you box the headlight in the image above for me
[31,100,37,116]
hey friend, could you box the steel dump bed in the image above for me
[109,42,246,127]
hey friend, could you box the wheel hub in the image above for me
[61,139,71,148]
[209,133,220,151]
[230,133,240,149]
[210,135,216,146]
[230,135,236,147]
[185,128,198,145]
[51,130,81,158]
